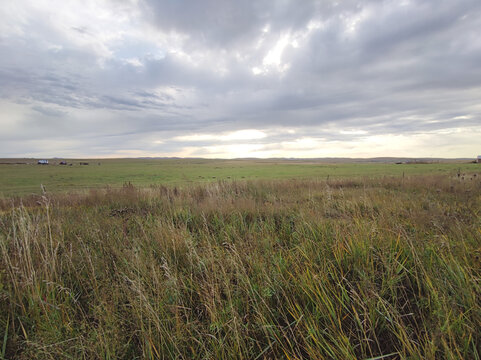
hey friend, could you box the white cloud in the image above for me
[262,33,291,72]
[174,129,266,142]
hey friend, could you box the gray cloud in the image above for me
[0,0,480,158]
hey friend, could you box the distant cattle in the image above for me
[59,161,67,165]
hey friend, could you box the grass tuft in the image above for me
[0,174,480,359]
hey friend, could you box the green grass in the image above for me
[0,174,480,359]
[0,158,478,196]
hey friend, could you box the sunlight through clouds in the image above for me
[174,129,266,142]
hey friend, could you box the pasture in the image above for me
[0,158,478,196]
[0,159,480,359]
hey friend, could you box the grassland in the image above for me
[0,158,478,196]
[1,172,480,359]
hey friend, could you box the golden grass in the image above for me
[0,174,480,359]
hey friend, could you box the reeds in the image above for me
[0,175,480,359]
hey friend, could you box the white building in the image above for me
[38,159,49,165]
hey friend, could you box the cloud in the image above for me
[175,129,267,142]
[1,0,480,158]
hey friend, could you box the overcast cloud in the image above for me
[1,0,480,158]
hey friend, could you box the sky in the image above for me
[1,0,480,159]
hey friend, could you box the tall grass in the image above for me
[1,175,480,359]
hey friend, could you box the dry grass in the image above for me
[0,174,480,359]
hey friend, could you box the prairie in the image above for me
[0,158,478,196]
[0,172,480,359]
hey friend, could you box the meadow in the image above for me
[0,158,478,196]
[0,166,480,359]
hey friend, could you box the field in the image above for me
[0,158,478,196]
[1,161,481,359]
